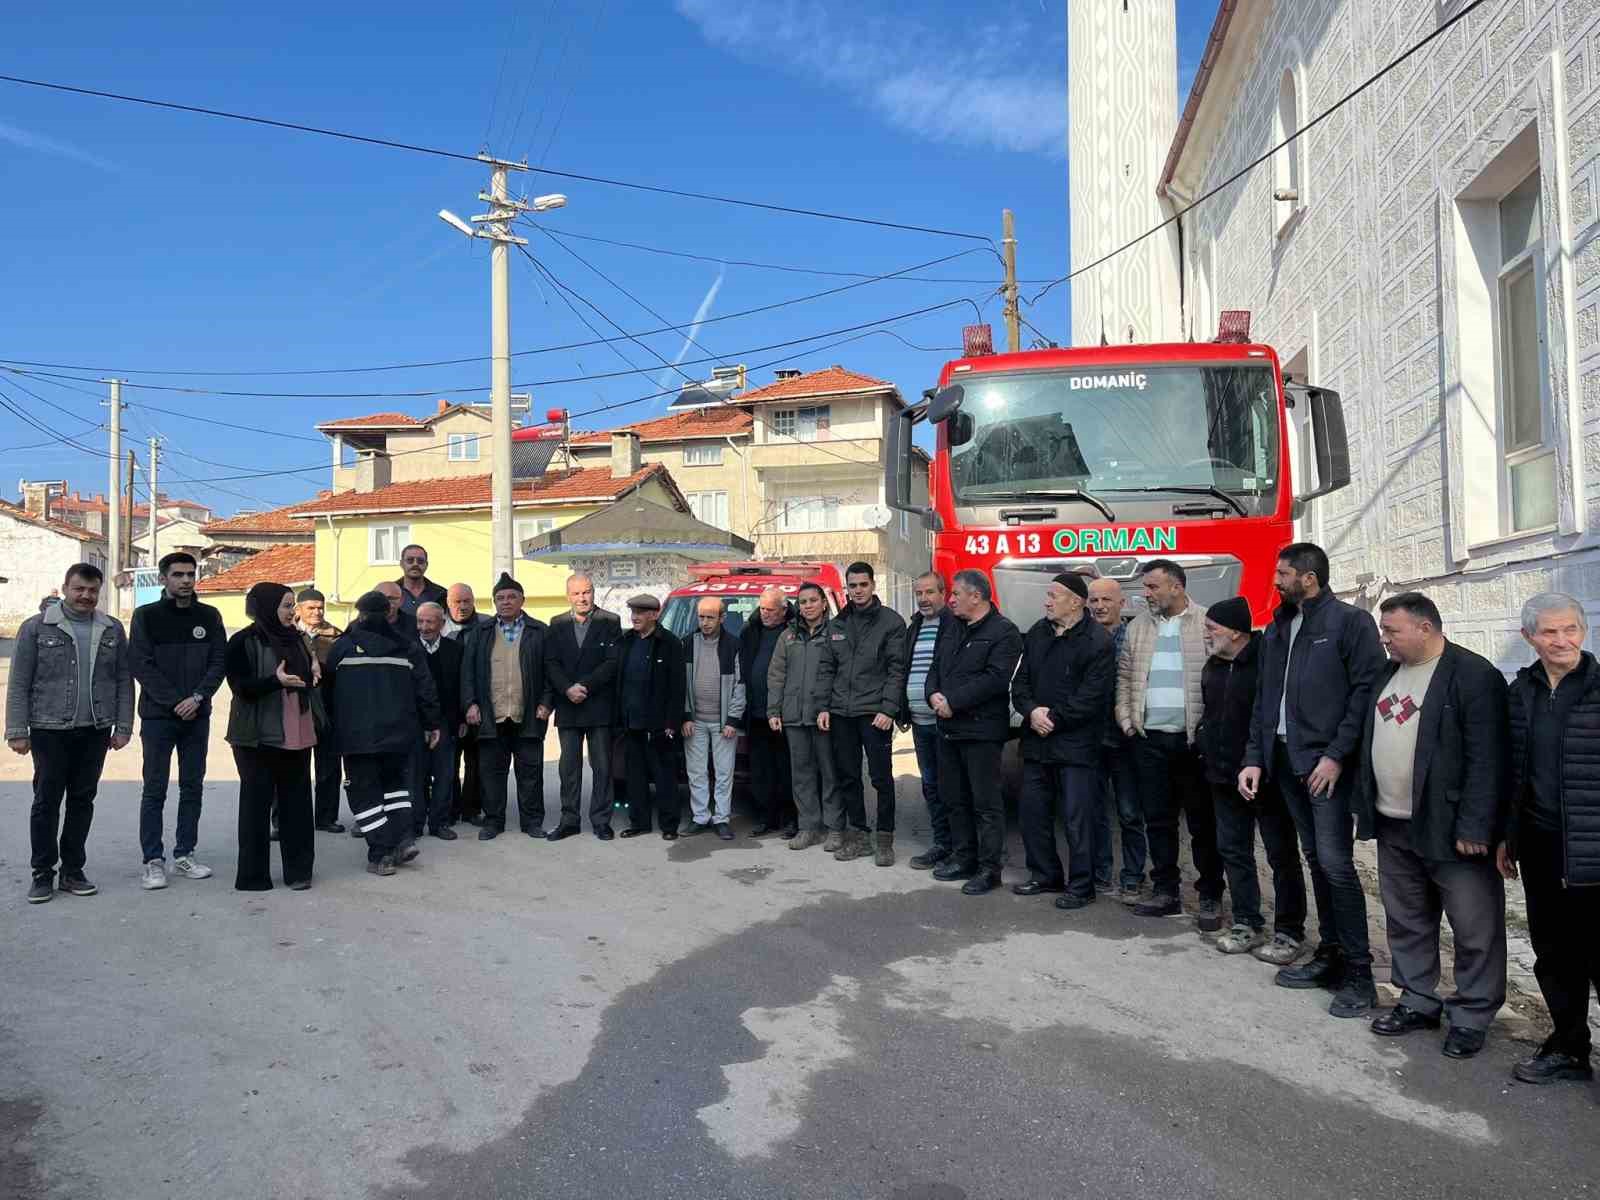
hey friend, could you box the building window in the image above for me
[1272,65,1305,235]
[687,491,729,530]
[369,523,411,564]
[1497,170,1553,531]
[447,433,480,462]
[772,405,831,441]
[781,496,840,531]
[515,517,556,546]
[682,442,723,466]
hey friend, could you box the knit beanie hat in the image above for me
[1205,596,1252,635]
[1052,572,1088,600]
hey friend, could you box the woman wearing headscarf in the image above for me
[225,581,323,890]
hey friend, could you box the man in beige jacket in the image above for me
[1114,559,1225,929]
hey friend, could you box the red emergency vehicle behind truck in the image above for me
[885,324,1352,624]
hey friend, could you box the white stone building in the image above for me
[1071,0,1600,669]
[0,500,107,636]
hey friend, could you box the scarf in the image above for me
[246,582,314,712]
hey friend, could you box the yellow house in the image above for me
[288,444,688,625]
[316,402,497,492]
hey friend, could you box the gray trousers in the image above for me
[557,725,613,831]
[1375,814,1506,1031]
[787,724,841,833]
[686,720,736,824]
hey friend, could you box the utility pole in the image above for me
[104,379,123,610]
[125,450,136,569]
[1002,209,1021,354]
[148,436,161,565]
[438,157,566,582]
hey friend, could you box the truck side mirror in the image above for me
[1287,383,1351,503]
[883,400,939,529]
[946,412,974,447]
[925,384,964,424]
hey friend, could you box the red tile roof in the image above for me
[47,493,210,519]
[199,499,320,536]
[0,499,100,543]
[569,406,752,446]
[736,365,897,405]
[315,411,425,431]
[289,463,685,517]
[196,543,316,594]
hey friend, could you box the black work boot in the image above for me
[1274,944,1346,991]
[1328,966,1378,1018]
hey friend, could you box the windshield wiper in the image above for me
[967,488,1117,522]
[1102,485,1247,518]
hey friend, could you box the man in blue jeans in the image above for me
[901,572,956,870]
[129,552,227,890]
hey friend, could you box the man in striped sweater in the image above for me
[900,571,957,870]
[1114,559,1224,929]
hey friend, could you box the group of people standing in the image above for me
[7,540,1598,1090]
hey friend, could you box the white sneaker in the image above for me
[172,856,213,880]
[172,857,212,883]
[141,860,169,890]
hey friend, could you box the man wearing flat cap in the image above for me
[613,593,687,840]
[1011,572,1116,909]
[460,573,551,841]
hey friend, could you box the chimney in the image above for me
[21,480,64,519]
[610,431,642,479]
[437,399,449,414]
[773,368,802,381]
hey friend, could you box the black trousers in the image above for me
[312,734,343,826]
[29,725,111,878]
[1132,730,1223,901]
[1211,780,1305,937]
[747,722,795,831]
[233,744,313,891]
[624,729,680,833]
[452,731,482,822]
[830,714,896,833]
[1520,824,1600,1058]
[557,725,614,832]
[345,752,415,862]
[1020,761,1098,897]
[411,732,457,834]
[940,737,1005,874]
[477,721,544,832]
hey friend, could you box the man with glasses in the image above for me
[395,544,447,618]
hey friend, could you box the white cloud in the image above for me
[0,119,121,171]
[675,1,1065,157]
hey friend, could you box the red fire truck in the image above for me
[885,319,1352,624]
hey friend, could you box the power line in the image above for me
[138,295,984,486]
[0,246,988,385]
[1028,0,1489,306]
[530,224,1031,283]
[0,72,989,241]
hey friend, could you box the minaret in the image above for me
[1067,0,1180,346]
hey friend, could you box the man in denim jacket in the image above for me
[6,563,134,903]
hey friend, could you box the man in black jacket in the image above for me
[1011,573,1114,908]
[129,552,227,889]
[928,569,1023,895]
[413,602,464,841]
[445,583,495,826]
[740,587,795,840]
[1240,542,1386,1019]
[327,592,441,875]
[819,562,908,864]
[1201,597,1306,964]
[1356,592,1507,1059]
[1500,592,1600,1086]
[460,573,551,841]
[545,574,621,842]
[614,593,686,841]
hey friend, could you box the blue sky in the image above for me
[0,1,1216,516]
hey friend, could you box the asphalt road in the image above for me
[4,761,1597,1200]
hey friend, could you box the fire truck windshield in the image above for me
[947,363,1282,516]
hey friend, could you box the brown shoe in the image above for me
[788,830,824,850]
[873,831,895,867]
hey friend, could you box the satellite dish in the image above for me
[863,504,893,530]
